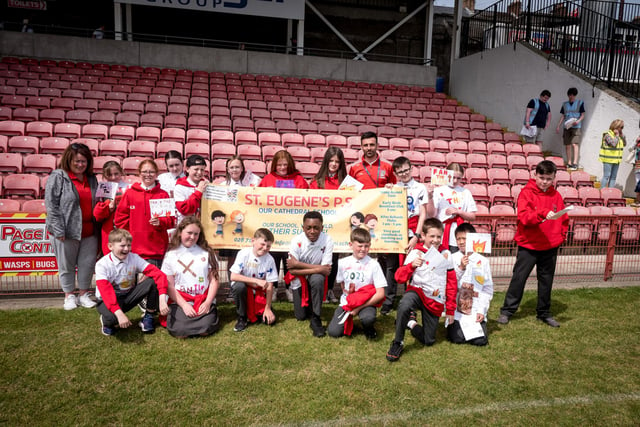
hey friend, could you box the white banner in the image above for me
[115,0,305,20]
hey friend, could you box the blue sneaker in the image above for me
[100,315,116,336]
[139,312,155,333]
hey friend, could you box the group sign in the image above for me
[202,186,408,253]
[0,214,57,274]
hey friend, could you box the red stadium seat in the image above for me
[297,161,319,179]
[0,152,23,173]
[445,152,466,168]
[184,142,209,158]
[466,153,488,169]
[99,139,128,157]
[281,133,304,147]
[424,152,447,168]
[568,206,593,243]
[554,170,572,187]
[409,138,429,152]
[600,187,626,207]
[303,134,325,148]
[509,169,530,185]
[23,154,56,174]
[81,124,107,140]
[465,167,489,185]
[212,142,237,159]
[186,129,210,144]
[128,140,156,158]
[556,186,581,206]
[8,135,38,154]
[110,125,135,141]
[429,139,449,153]
[258,132,281,147]
[570,170,593,188]
[25,121,53,138]
[613,207,640,243]
[507,155,527,170]
[465,183,490,208]
[488,183,513,206]
[236,144,261,161]
[0,198,22,212]
[161,127,185,143]
[490,205,517,243]
[122,157,146,175]
[3,174,40,199]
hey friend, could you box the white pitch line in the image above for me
[277,392,640,427]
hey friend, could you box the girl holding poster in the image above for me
[93,161,129,256]
[158,150,185,197]
[426,163,477,252]
[259,150,309,301]
[115,159,174,271]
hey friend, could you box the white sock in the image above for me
[407,320,417,329]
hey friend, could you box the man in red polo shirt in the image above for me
[349,132,398,316]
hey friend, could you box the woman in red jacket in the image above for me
[114,159,174,269]
[258,150,308,301]
[259,150,309,189]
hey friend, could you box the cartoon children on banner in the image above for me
[230,210,246,235]
[350,212,365,231]
[364,214,378,239]
[211,210,226,238]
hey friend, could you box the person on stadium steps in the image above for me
[523,89,552,144]
[555,87,585,170]
[599,119,627,188]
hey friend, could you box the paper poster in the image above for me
[459,313,485,340]
[430,167,454,186]
[96,182,118,200]
[338,175,364,191]
[465,233,492,254]
[205,186,239,203]
[547,205,574,220]
[149,198,176,218]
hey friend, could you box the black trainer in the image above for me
[233,316,247,332]
[380,305,392,316]
[310,316,326,338]
[386,340,404,362]
[537,317,560,328]
[364,326,377,340]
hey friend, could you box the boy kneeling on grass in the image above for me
[229,228,278,332]
[327,228,386,340]
[386,218,457,362]
[96,229,169,336]
[285,211,334,338]
[447,223,493,346]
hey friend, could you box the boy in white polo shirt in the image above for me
[327,228,386,340]
[95,229,169,336]
[230,228,278,332]
[285,211,334,337]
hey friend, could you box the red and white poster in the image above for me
[0,214,57,273]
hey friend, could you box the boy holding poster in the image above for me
[285,211,334,337]
[386,218,457,362]
[447,223,493,346]
[229,228,278,332]
[327,228,386,339]
[426,163,477,252]
[380,156,428,316]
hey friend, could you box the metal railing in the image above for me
[0,22,431,66]
[461,0,640,103]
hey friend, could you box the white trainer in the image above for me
[78,293,97,308]
[63,294,78,311]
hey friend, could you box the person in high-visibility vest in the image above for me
[599,119,627,188]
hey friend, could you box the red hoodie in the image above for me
[515,179,569,251]
[309,175,340,190]
[93,194,123,256]
[258,171,309,189]
[174,176,203,217]
[114,182,174,260]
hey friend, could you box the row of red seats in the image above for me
[0,119,514,141]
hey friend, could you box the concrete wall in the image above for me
[0,31,437,86]
[450,42,640,196]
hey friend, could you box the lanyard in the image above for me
[363,158,381,188]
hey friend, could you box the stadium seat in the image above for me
[504,142,523,156]
[556,186,581,206]
[465,167,489,185]
[23,154,56,174]
[467,140,487,155]
[236,144,262,161]
[0,135,5,153]
[234,131,257,146]
[486,142,505,156]
[317,122,338,136]
[342,148,359,163]
[380,149,402,162]
[570,170,593,188]
[164,114,187,129]
[0,152,23,173]
[490,205,517,243]
[99,139,128,157]
[600,187,626,207]
[522,144,543,156]
[579,187,604,207]
[134,127,161,143]
[244,159,266,176]
[424,152,447,168]
[122,157,146,175]
[487,168,510,185]
[554,170,572,187]
[66,109,91,125]
[128,140,156,158]
[3,174,40,199]
[325,134,347,148]
[448,139,468,153]
[80,124,107,140]
[91,111,116,126]
[156,141,183,158]
[257,132,281,147]
[568,206,593,243]
[186,129,210,144]
[525,155,545,170]
[281,133,304,147]
[261,145,282,162]
[297,161,319,179]
[8,135,39,155]
[409,138,429,152]
[161,127,185,143]
[508,169,530,185]
[115,112,140,127]
[589,206,614,242]
[507,155,527,170]
[402,151,425,166]
[110,125,135,141]
[297,121,318,135]
[184,142,209,158]
[466,153,488,169]
[429,139,449,153]
[445,152,466,167]
[0,198,22,212]
[303,134,325,148]
[0,120,26,136]
[546,156,566,171]
[613,207,640,243]
[465,183,490,208]
[287,146,312,162]
[488,183,513,206]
